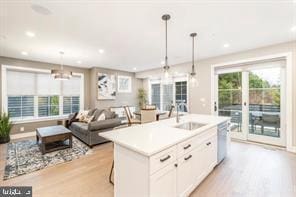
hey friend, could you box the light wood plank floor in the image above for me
[1,139,295,197]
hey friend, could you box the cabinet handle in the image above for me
[160,155,171,162]
[183,144,191,150]
[184,155,192,161]
[206,142,211,146]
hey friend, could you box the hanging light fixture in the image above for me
[189,32,198,86]
[162,14,170,79]
[51,51,72,80]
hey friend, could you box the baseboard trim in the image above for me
[10,131,35,140]
[287,146,296,153]
[232,138,296,153]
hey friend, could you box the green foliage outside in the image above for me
[218,72,280,109]
[50,96,59,115]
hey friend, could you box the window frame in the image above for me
[1,65,84,124]
[148,76,189,112]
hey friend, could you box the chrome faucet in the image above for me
[176,102,188,123]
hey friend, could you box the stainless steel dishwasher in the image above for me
[217,121,229,164]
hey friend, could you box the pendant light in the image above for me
[162,14,170,79]
[51,51,72,80]
[189,33,198,86]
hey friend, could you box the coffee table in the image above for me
[36,125,72,154]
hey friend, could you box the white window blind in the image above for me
[37,73,61,95]
[7,70,35,95]
[62,76,81,96]
[5,68,83,121]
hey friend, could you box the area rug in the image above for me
[3,137,92,180]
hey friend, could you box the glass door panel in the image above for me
[248,67,281,138]
[218,72,242,133]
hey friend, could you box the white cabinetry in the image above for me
[114,126,220,197]
[150,163,177,197]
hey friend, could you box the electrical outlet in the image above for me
[20,127,25,132]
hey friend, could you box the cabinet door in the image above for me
[177,152,195,197]
[203,135,217,172]
[191,145,207,188]
[150,162,177,197]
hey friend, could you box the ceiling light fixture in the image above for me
[99,49,104,54]
[223,43,230,48]
[189,33,198,87]
[21,51,28,56]
[162,14,171,79]
[133,67,137,71]
[51,51,72,80]
[291,26,296,32]
[77,60,82,64]
[26,31,35,37]
[31,4,52,15]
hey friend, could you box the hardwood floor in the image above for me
[1,139,295,197]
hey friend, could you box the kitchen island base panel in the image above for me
[113,126,221,197]
[114,144,149,197]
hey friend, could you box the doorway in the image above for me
[213,59,286,146]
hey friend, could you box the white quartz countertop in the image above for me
[99,114,230,156]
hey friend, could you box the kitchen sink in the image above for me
[175,122,207,131]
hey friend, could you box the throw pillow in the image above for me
[76,110,89,122]
[103,110,115,119]
[97,113,106,121]
[83,115,94,123]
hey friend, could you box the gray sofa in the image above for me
[67,109,122,148]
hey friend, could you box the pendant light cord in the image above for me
[165,18,168,67]
[192,35,194,73]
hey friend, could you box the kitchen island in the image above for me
[100,114,230,197]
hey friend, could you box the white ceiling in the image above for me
[0,0,295,72]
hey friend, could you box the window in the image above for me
[149,78,188,111]
[175,81,188,112]
[38,96,59,117]
[7,96,34,118]
[151,84,161,109]
[4,67,83,121]
[162,84,173,111]
[63,96,80,115]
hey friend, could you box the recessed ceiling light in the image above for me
[21,51,28,56]
[77,60,82,64]
[133,67,137,71]
[31,4,52,15]
[291,26,296,32]
[223,43,230,48]
[99,49,104,54]
[26,31,35,37]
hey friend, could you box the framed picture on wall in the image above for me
[97,73,116,100]
[117,75,132,93]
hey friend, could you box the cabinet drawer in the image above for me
[150,145,177,175]
[177,137,196,157]
[177,126,217,157]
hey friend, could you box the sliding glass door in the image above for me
[217,72,244,138]
[247,67,285,145]
[214,61,286,146]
